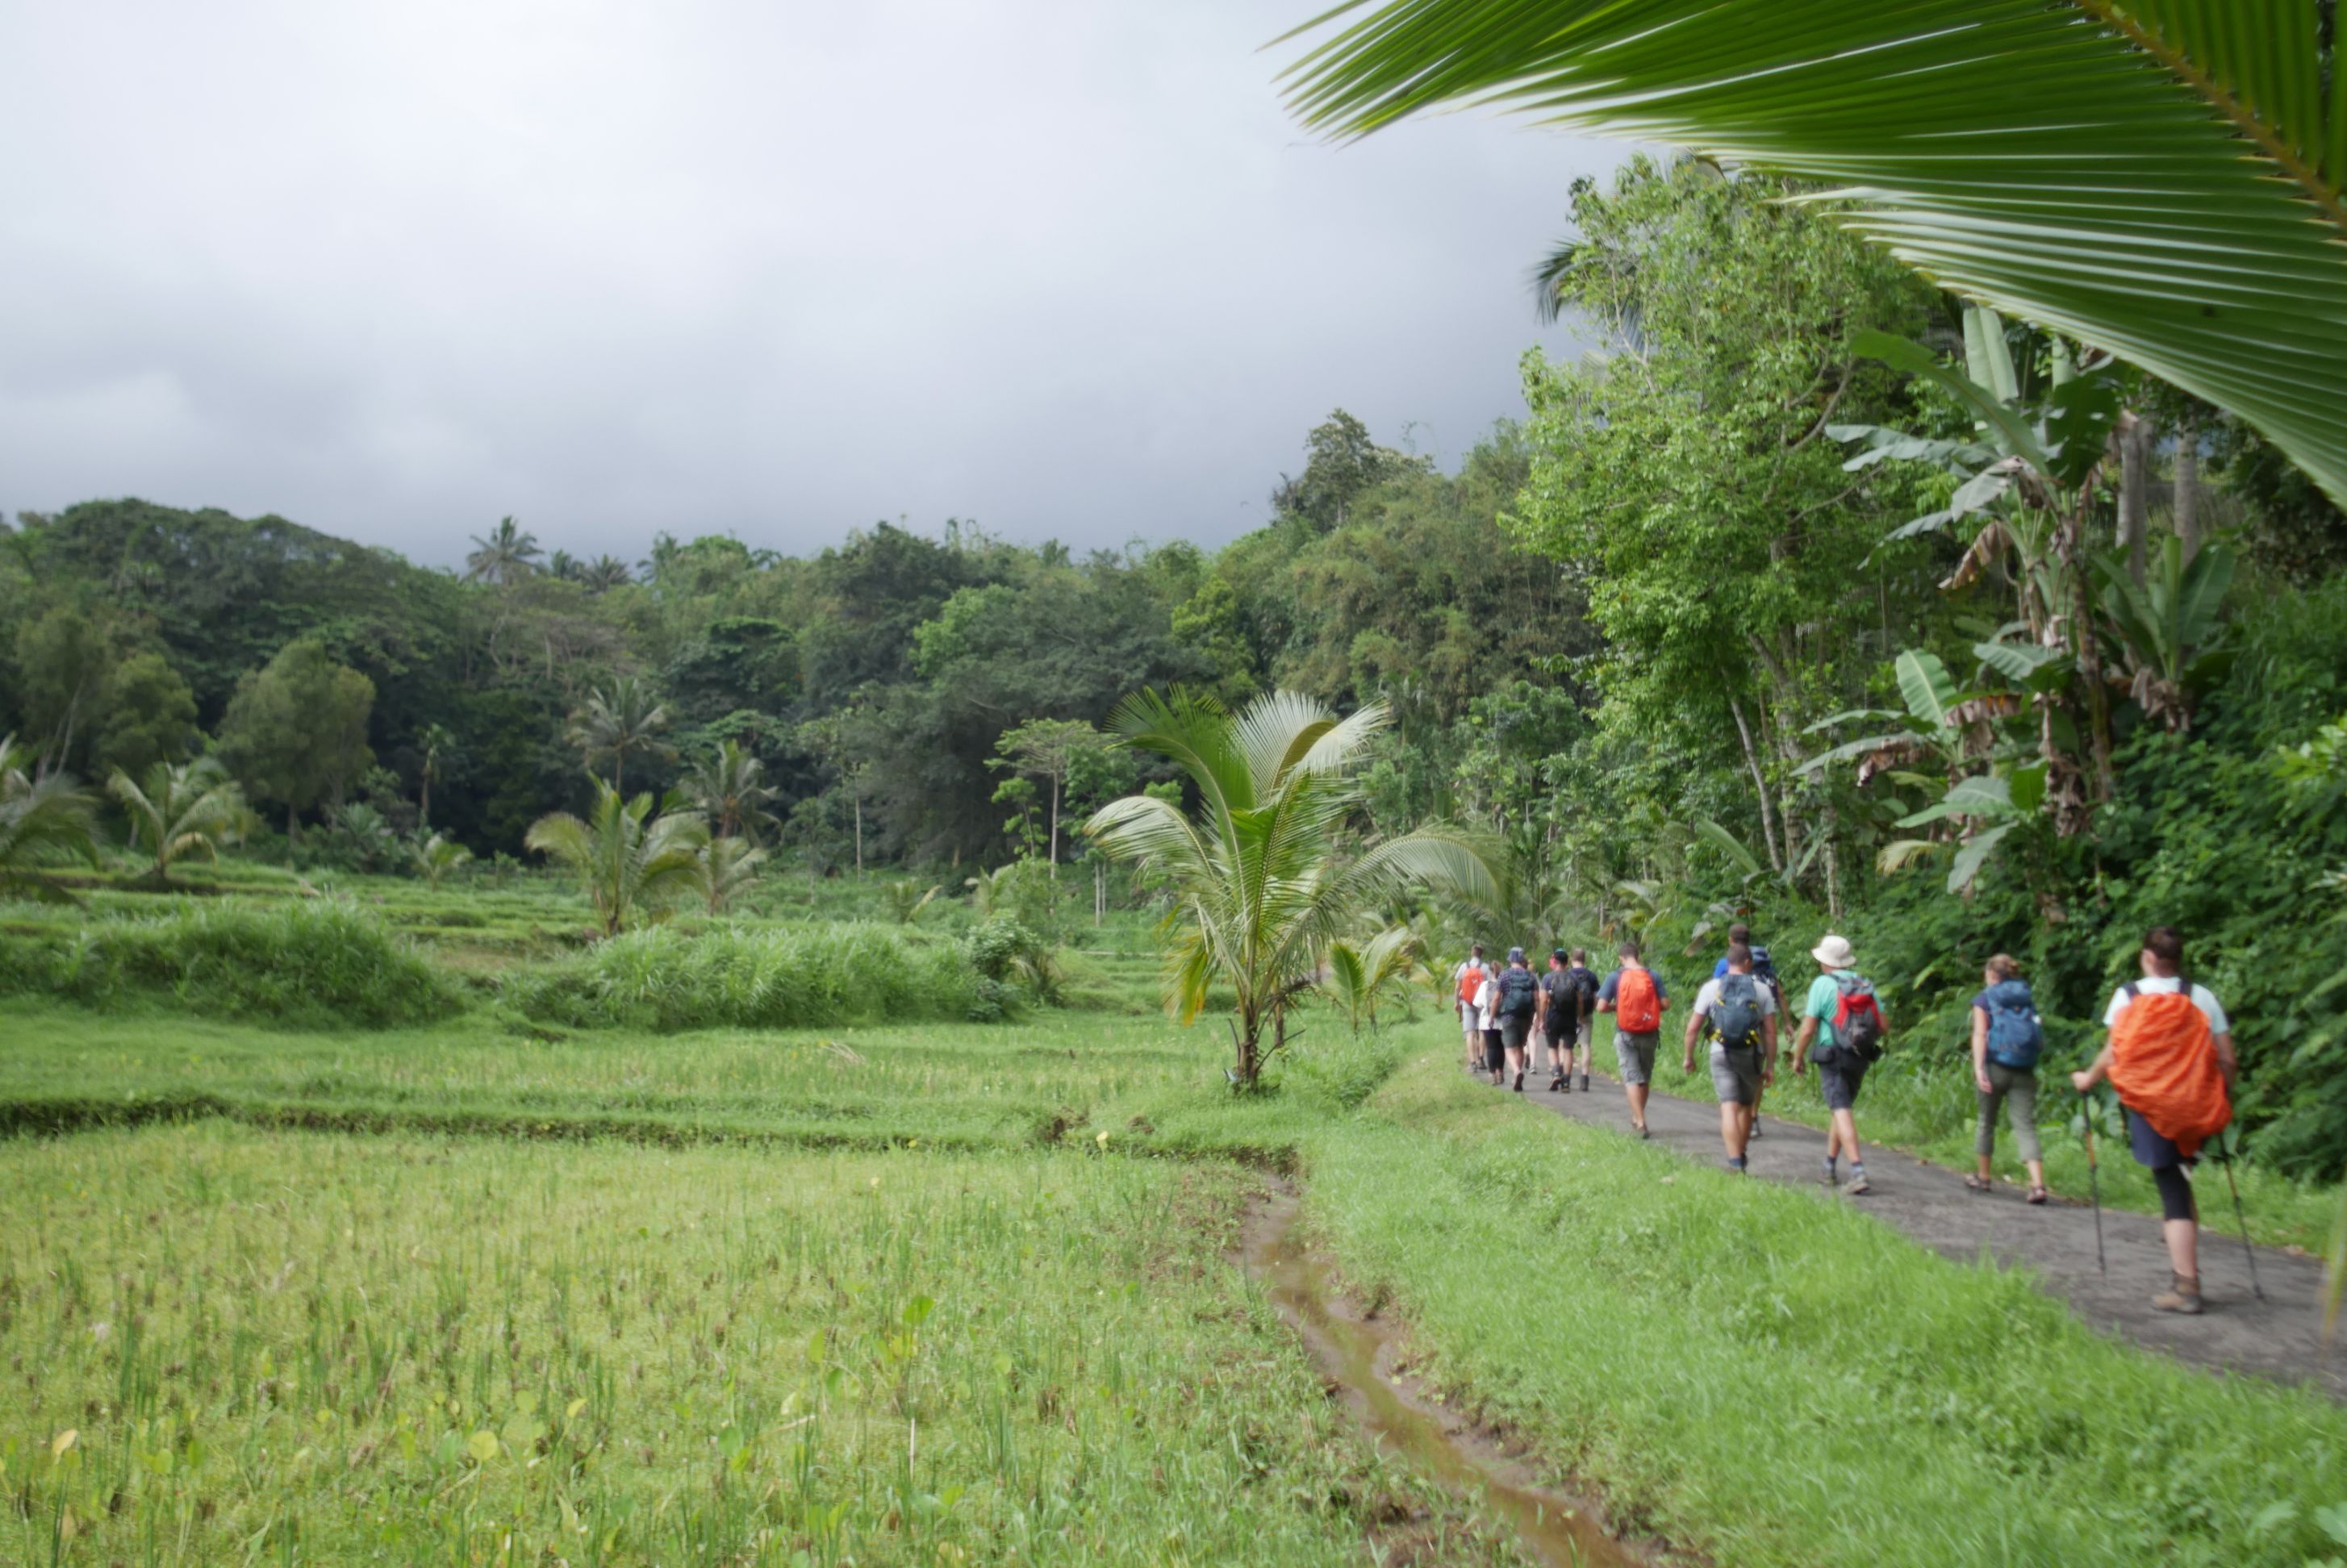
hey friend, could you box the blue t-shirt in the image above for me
[1598,967,1668,1007]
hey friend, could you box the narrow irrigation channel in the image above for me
[1242,1187,1649,1568]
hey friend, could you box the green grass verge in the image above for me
[1296,1038,2347,1566]
[0,1125,1517,1566]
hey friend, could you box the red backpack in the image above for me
[1456,963,1489,1007]
[1614,966,1660,1033]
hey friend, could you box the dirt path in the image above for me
[1501,1064,2347,1398]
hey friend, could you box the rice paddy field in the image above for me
[10,875,2347,1564]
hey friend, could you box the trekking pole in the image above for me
[2219,1149,2266,1302]
[2079,1093,2107,1277]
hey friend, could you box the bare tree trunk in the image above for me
[2117,416,2149,586]
[2174,415,2201,561]
[1094,859,1105,926]
[1727,694,1786,874]
[1823,818,1844,922]
[854,792,863,874]
[1047,772,1060,878]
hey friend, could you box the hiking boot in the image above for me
[1513,1071,1525,1092]
[1578,1074,1590,1093]
[1549,1073,1564,1092]
[2153,1275,2204,1316]
[1842,1173,1872,1196]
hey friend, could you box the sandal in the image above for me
[2027,1186,2049,1205]
[1962,1175,1992,1193]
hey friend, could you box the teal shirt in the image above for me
[1804,974,1843,1050]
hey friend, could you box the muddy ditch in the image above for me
[1239,1182,1661,1567]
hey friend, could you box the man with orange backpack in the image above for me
[2071,926,2237,1316]
[1453,945,1492,1070]
[1595,941,1669,1138]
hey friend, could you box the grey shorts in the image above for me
[1710,1045,1762,1106]
[1501,1015,1532,1052]
[1615,1029,1659,1086]
[1817,1053,1866,1111]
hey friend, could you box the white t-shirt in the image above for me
[1472,977,1501,1030]
[2103,974,2230,1035]
[1692,974,1780,1021]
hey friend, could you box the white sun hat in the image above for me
[1810,934,1856,970]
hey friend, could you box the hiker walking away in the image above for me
[1969,954,2048,1203]
[1683,940,1777,1172]
[1475,966,1508,1086]
[2071,926,2237,1316]
[1596,942,1669,1138]
[1790,934,1887,1195]
[1543,949,1598,1093]
[1494,947,1542,1092]
[1453,945,1491,1071]
[1711,923,1784,1136]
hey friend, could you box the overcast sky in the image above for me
[0,2,1622,569]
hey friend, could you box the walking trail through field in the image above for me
[1506,1064,2347,1399]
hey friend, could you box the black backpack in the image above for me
[1497,967,1539,1020]
[1710,973,1766,1050]
[1566,965,1601,1011]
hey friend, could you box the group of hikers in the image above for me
[1451,922,2240,1316]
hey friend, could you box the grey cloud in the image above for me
[0,0,1621,567]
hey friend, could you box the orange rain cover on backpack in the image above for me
[1615,967,1661,1033]
[2108,985,2232,1158]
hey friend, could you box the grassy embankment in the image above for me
[1304,1042,2347,1566]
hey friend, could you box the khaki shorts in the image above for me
[1710,1044,1762,1106]
[1615,1029,1659,1086]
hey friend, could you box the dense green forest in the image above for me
[6,156,2345,1170]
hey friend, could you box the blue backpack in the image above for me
[1982,979,2044,1070]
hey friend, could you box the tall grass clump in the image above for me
[0,902,463,1028]
[507,921,983,1032]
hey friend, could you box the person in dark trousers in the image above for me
[1710,923,1783,1136]
[1493,946,1541,1091]
[1596,942,1669,1138]
[1541,949,1597,1093]
[2072,926,2237,1315]
[1790,934,1887,1195]
[1968,953,2048,1203]
[1682,941,1777,1172]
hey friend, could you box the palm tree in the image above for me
[684,740,780,843]
[464,516,542,585]
[525,778,708,936]
[583,555,634,594]
[416,724,457,830]
[547,549,582,582]
[1277,2,2347,507]
[566,678,676,796]
[412,832,474,889]
[1084,689,1498,1086]
[0,733,99,900]
[696,834,766,914]
[106,756,244,885]
[1322,924,1426,1035]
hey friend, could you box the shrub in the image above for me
[507,922,984,1032]
[0,902,463,1028]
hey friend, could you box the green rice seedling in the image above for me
[0,1125,1511,1567]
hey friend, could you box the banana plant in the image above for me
[2094,536,2238,733]
[1830,307,2120,826]
[1803,650,2045,895]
